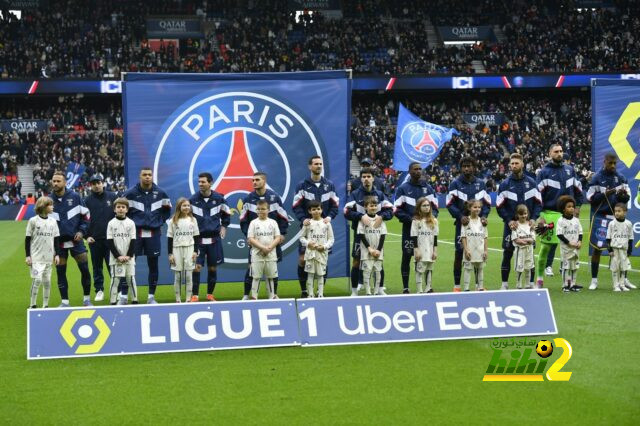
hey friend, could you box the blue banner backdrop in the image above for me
[297,290,557,346]
[123,71,351,283]
[592,79,640,254]
[28,300,301,359]
[27,291,557,359]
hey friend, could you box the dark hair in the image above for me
[510,153,523,162]
[363,196,378,207]
[460,156,476,167]
[556,195,576,213]
[308,155,322,165]
[360,167,374,177]
[254,171,267,179]
[140,166,152,172]
[614,202,628,212]
[52,170,66,180]
[307,200,321,210]
[408,162,422,170]
[256,199,269,207]
[548,143,562,152]
[198,172,213,183]
[604,152,618,162]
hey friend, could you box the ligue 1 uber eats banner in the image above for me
[28,291,557,359]
[592,79,640,254]
[123,71,350,283]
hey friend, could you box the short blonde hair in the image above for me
[35,196,53,215]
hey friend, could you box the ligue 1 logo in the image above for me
[400,121,446,163]
[153,91,324,264]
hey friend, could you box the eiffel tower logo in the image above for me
[212,129,258,196]
[414,130,439,153]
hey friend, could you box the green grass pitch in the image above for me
[1,209,638,424]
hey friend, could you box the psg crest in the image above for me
[153,91,324,264]
[399,121,447,163]
[124,72,350,282]
[393,103,458,171]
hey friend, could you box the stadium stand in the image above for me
[0,0,637,77]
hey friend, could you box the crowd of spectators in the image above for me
[351,91,592,194]
[0,0,637,78]
[0,96,124,204]
[1,90,592,205]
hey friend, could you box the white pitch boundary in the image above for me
[387,233,640,273]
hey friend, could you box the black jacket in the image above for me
[84,190,117,239]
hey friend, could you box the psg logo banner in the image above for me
[123,71,351,283]
[393,103,459,172]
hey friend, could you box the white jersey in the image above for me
[106,217,136,265]
[167,217,199,247]
[556,216,582,260]
[461,217,487,262]
[358,220,387,261]
[300,219,335,265]
[512,222,535,272]
[511,222,535,246]
[606,218,633,249]
[26,215,59,264]
[410,218,438,261]
[248,217,280,261]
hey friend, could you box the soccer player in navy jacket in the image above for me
[394,162,438,293]
[496,153,542,289]
[344,168,394,294]
[292,155,339,297]
[50,171,92,306]
[446,157,491,292]
[189,172,231,301]
[84,173,117,302]
[239,172,289,299]
[123,167,172,303]
[585,153,632,290]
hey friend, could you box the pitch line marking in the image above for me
[387,233,640,273]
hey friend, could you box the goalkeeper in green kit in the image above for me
[534,144,584,288]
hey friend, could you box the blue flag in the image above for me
[393,103,459,171]
[65,162,85,189]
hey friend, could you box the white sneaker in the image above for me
[94,290,104,302]
[350,290,358,297]
[621,285,630,292]
[376,288,387,296]
[545,267,554,277]
[241,295,250,300]
[117,296,127,305]
[624,279,637,289]
[501,283,509,290]
[613,286,622,292]
[589,280,598,290]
